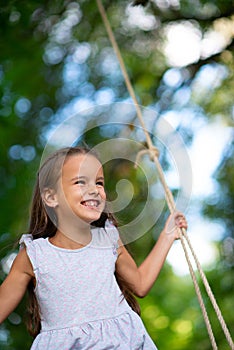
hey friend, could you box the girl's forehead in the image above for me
[62,154,104,176]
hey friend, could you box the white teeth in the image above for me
[82,200,99,207]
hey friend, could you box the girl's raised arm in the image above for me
[115,212,187,298]
[0,248,33,324]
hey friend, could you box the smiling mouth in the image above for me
[81,200,101,209]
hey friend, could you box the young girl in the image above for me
[0,146,187,349]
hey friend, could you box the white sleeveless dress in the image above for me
[20,222,157,349]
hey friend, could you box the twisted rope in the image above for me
[96,0,234,349]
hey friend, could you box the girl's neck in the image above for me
[51,225,92,250]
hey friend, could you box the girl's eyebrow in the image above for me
[96,176,105,183]
[70,176,105,182]
[70,175,87,182]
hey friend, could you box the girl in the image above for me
[0,146,187,349]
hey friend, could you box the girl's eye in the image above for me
[96,181,104,187]
[74,180,86,185]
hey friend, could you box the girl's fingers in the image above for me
[165,212,188,238]
[175,213,188,229]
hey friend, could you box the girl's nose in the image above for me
[88,185,98,195]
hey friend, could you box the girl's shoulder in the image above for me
[19,234,48,269]
[91,220,119,249]
[19,233,33,247]
[19,234,46,249]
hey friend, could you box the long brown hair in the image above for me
[26,146,140,337]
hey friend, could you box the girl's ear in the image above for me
[42,188,58,208]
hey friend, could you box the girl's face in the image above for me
[55,154,106,225]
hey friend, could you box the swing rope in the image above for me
[96,1,234,349]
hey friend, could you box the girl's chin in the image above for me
[64,204,105,224]
[80,210,103,223]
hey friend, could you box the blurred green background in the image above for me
[0,1,233,349]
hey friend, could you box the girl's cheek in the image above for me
[101,188,107,200]
[77,187,87,196]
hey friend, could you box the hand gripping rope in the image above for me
[96,1,234,349]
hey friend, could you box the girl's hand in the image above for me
[164,212,188,239]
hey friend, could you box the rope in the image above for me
[184,230,234,349]
[179,231,218,350]
[134,150,218,349]
[96,1,234,349]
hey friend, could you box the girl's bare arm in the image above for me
[115,212,187,298]
[0,248,34,323]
